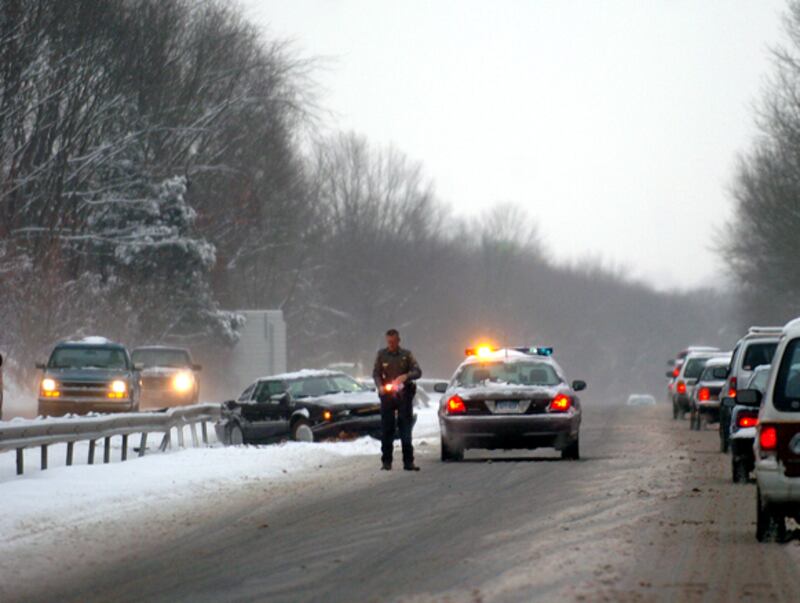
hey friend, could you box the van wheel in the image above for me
[561,437,580,460]
[226,422,244,446]
[441,437,463,462]
[291,419,314,443]
[756,489,786,542]
[732,457,749,484]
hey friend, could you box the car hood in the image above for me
[44,367,132,381]
[299,390,381,408]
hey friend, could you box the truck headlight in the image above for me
[41,378,60,397]
[108,380,127,398]
[173,372,194,393]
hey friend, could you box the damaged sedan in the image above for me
[217,369,410,445]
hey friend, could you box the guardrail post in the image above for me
[41,445,48,470]
[201,421,208,445]
[103,436,111,463]
[16,448,23,475]
[88,440,96,464]
[190,423,199,448]
[121,434,128,461]
[139,433,148,457]
[159,432,170,452]
[177,424,185,448]
[66,442,74,466]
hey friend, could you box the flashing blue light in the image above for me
[513,346,554,357]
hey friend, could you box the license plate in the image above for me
[496,400,519,412]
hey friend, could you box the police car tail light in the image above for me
[548,394,572,412]
[759,425,777,454]
[737,412,758,429]
[676,381,686,395]
[697,387,710,402]
[447,395,466,414]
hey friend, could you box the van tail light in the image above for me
[548,393,572,412]
[677,381,686,395]
[759,425,777,452]
[672,366,681,378]
[447,395,466,414]
[736,412,758,429]
[697,387,710,402]
[728,377,737,399]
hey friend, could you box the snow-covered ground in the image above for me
[1,403,441,544]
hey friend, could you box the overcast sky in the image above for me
[242,0,786,290]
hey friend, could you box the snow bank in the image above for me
[0,405,441,543]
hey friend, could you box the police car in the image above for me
[435,346,586,461]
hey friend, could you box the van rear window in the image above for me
[742,343,777,371]
[773,339,800,412]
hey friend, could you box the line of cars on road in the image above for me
[666,323,800,542]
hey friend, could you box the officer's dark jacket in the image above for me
[372,347,422,389]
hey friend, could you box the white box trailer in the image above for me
[227,310,287,391]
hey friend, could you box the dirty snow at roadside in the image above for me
[0,405,440,544]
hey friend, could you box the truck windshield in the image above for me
[132,349,191,368]
[49,346,128,370]
[456,361,561,387]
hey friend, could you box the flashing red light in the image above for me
[760,425,777,450]
[698,387,710,402]
[384,383,394,393]
[549,393,572,412]
[447,395,466,414]
[677,381,687,395]
[737,413,758,429]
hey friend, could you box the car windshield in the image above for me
[132,349,191,368]
[683,358,709,379]
[49,346,128,370]
[455,361,561,387]
[287,374,366,398]
[742,342,777,371]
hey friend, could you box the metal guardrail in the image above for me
[0,403,221,475]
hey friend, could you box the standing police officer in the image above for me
[373,329,422,471]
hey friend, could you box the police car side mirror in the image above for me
[433,382,448,394]
[736,389,762,407]
[572,380,587,392]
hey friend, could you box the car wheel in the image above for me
[756,489,786,542]
[227,422,244,446]
[732,457,749,484]
[561,437,580,460]
[291,419,314,443]
[440,436,463,462]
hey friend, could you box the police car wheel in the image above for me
[292,420,314,443]
[440,437,463,462]
[227,422,244,446]
[561,437,580,460]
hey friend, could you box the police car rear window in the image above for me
[773,339,800,412]
[455,361,560,387]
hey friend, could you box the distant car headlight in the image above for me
[41,378,57,392]
[172,372,194,393]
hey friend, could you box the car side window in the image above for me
[773,339,800,411]
[254,381,286,403]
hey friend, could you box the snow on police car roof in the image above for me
[255,369,347,382]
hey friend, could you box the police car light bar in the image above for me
[465,346,496,358]
[512,346,554,357]
[747,326,782,335]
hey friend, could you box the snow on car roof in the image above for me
[59,336,122,347]
[704,354,732,367]
[258,369,344,382]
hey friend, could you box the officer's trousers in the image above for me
[380,393,414,466]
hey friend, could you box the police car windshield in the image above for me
[455,361,560,387]
[49,346,128,370]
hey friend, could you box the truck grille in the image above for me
[60,381,111,399]
[142,376,171,390]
